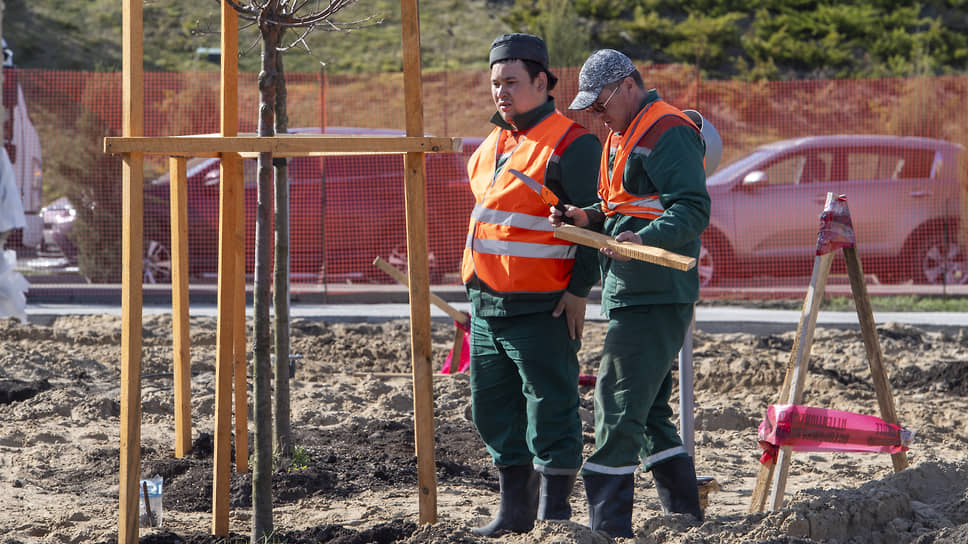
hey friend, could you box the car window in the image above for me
[798,151,834,184]
[760,155,800,186]
[895,148,936,179]
[845,147,936,181]
[707,149,772,186]
[323,154,403,181]
[239,157,325,185]
[847,152,889,180]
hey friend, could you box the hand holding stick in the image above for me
[553,224,696,271]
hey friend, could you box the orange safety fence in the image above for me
[5,67,967,298]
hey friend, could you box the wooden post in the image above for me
[748,339,800,513]
[372,256,468,325]
[170,157,192,458]
[374,256,468,365]
[119,0,144,542]
[767,250,834,510]
[749,245,835,512]
[843,247,908,472]
[400,0,438,524]
[749,192,911,512]
[211,1,239,536]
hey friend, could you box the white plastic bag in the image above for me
[0,148,25,233]
[0,249,28,323]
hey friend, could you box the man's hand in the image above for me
[552,291,587,340]
[601,230,641,261]
[550,204,589,228]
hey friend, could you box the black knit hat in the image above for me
[489,33,558,89]
[489,33,549,68]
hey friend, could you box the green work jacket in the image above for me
[592,90,710,314]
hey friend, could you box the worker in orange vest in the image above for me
[462,33,601,537]
[554,48,712,538]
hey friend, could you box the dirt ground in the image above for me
[0,311,966,544]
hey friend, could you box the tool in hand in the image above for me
[372,256,468,326]
[553,224,696,271]
[508,168,574,224]
[372,256,470,373]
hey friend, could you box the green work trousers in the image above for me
[582,303,693,475]
[469,311,583,473]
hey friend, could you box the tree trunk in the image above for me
[272,51,293,458]
[251,6,281,541]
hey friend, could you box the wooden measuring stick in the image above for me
[372,257,469,326]
[553,224,696,271]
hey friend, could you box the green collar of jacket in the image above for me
[489,97,557,132]
[616,89,661,136]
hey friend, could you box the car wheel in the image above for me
[697,243,715,288]
[912,231,968,285]
[144,239,172,284]
[387,242,442,283]
[698,232,731,288]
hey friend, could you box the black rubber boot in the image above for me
[583,473,634,538]
[472,465,539,537]
[651,455,704,522]
[537,473,577,521]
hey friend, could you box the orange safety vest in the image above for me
[599,100,699,219]
[462,112,578,293]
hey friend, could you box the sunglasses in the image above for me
[588,85,620,114]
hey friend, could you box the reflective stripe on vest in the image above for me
[462,112,577,293]
[600,100,699,219]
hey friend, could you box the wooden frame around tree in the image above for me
[108,2,455,542]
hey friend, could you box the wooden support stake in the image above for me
[553,224,696,271]
[749,247,834,512]
[372,256,468,325]
[767,250,834,510]
[843,247,908,472]
[211,2,239,536]
[450,326,466,367]
[400,0,438,524]
[748,349,799,513]
[750,192,909,512]
[104,135,461,155]
[373,256,468,370]
[169,157,192,458]
[119,0,144,542]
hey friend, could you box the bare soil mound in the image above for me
[0,315,965,543]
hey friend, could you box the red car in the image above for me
[58,128,477,284]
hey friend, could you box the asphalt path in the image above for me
[23,299,968,335]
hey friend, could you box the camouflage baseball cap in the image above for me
[568,49,637,110]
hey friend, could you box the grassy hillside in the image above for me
[3,0,966,79]
[2,0,514,74]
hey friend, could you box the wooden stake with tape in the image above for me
[750,192,908,513]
